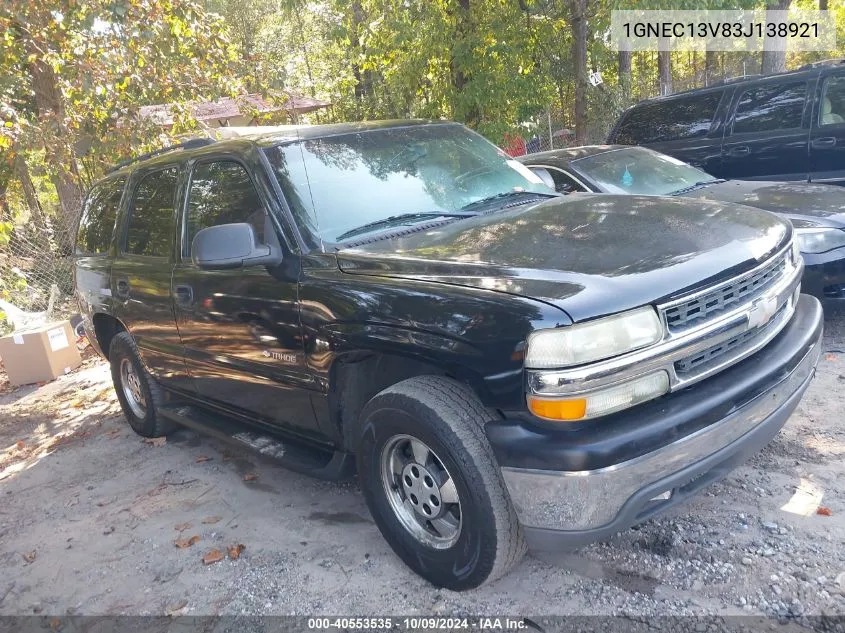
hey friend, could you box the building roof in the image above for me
[137,92,331,126]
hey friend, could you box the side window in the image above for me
[76,177,125,255]
[185,161,266,256]
[125,168,178,257]
[613,91,723,144]
[820,75,845,126]
[546,168,585,194]
[732,82,807,135]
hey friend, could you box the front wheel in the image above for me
[357,376,526,590]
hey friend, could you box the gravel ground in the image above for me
[0,307,843,619]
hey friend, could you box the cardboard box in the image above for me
[0,320,82,386]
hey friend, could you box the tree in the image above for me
[1,0,240,232]
[761,0,792,75]
[568,0,589,143]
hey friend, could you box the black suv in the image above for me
[74,120,822,590]
[607,60,845,185]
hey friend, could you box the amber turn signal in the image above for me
[527,396,587,421]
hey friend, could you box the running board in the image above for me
[158,404,355,481]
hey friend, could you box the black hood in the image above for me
[689,180,845,229]
[337,194,790,322]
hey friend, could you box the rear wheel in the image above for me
[109,331,173,438]
[357,376,526,590]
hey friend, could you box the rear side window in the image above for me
[613,91,723,144]
[732,82,807,134]
[124,168,178,257]
[185,161,266,256]
[76,177,125,255]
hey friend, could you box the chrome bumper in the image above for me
[502,335,821,534]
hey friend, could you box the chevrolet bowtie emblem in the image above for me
[747,294,779,329]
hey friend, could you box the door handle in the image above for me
[173,285,194,306]
[727,145,750,157]
[115,278,130,298]
[812,136,837,149]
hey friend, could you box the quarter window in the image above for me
[612,91,723,144]
[125,168,178,257]
[76,177,125,255]
[185,161,266,256]
[820,75,845,126]
[732,82,807,134]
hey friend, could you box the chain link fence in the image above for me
[0,202,79,335]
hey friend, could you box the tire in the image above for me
[356,375,526,590]
[109,331,173,438]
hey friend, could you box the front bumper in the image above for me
[489,294,823,548]
[801,249,845,300]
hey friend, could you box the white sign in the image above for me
[589,71,603,87]
[47,327,69,352]
[12,334,23,345]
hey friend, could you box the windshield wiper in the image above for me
[336,212,477,241]
[668,179,726,196]
[459,190,560,212]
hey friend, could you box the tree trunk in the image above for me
[820,0,827,10]
[761,0,792,75]
[19,18,83,238]
[658,46,672,96]
[570,0,588,144]
[13,155,47,231]
[618,50,632,101]
[704,49,718,86]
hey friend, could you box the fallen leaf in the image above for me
[243,472,258,481]
[22,550,36,564]
[143,437,166,447]
[195,455,212,463]
[15,440,24,450]
[93,387,113,401]
[825,353,837,361]
[166,599,188,616]
[106,429,122,439]
[174,535,200,549]
[49,617,61,630]
[201,516,222,525]
[202,549,224,565]
[174,522,192,532]
[817,506,832,516]
[69,398,84,408]
[227,544,245,560]
[102,526,115,535]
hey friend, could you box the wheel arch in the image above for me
[328,350,497,452]
[91,312,128,358]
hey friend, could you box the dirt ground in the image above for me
[0,308,844,619]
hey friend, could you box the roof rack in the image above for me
[107,138,216,173]
[799,58,845,70]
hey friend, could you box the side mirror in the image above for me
[191,223,282,270]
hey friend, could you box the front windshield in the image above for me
[263,124,552,243]
[571,147,718,196]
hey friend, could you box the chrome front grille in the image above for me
[664,251,787,332]
[675,302,789,375]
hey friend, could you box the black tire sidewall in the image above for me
[357,398,499,590]
[109,334,159,437]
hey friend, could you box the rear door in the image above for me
[111,163,191,392]
[721,77,813,181]
[609,89,727,175]
[170,152,321,439]
[810,69,845,185]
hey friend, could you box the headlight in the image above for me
[525,306,663,369]
[795,228,845,254]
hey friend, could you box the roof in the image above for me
[517,145,625,167]
[137,92,330,126]
[104,119,458,176]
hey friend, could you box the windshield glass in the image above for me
[571,147,718,195]
[263,124,552,243]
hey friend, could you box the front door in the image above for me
[171,155,320,439]
[721,78,813,181]
[810,70,845,185]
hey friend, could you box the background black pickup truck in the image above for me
[74,120,822,590]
